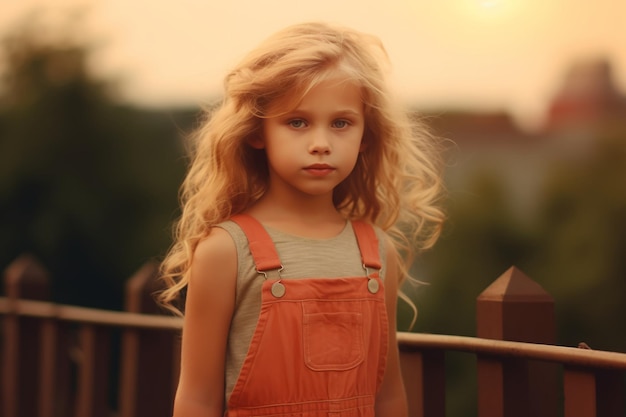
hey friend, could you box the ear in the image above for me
[247,135,265,149]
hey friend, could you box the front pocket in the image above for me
[303,311,364,371]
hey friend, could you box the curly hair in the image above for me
[158,22,445,315]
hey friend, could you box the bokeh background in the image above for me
[2,1,625,415]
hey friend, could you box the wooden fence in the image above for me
[1,254,625,417]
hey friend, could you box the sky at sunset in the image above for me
[2,0,625,129]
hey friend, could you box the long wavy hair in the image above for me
[159,22,445,315]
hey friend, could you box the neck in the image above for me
[245,191,346,238]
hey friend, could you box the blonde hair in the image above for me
[158,22,445,316]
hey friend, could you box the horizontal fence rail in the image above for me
[0,297,182,330]
[398,332,626,371]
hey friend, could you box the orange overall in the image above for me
[226,215,389,417]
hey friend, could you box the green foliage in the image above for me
[534,131,626,352]
[0,23,192,308]
[409,128,626,354]
[402,128,626,415]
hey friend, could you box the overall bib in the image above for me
[226,215,389,417]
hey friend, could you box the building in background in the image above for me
[425,57,626,221]
[546,59,626,132]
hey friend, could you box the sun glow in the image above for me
[463,0,524,20]
[479,0,500,8]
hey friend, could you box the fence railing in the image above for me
[1,255,625,417]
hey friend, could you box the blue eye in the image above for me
[332,120,350,129]
[288,119,306,128]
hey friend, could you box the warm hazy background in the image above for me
[2,1,626,415]
[3,0,625,129]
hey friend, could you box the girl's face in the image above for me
[253,76,365,202]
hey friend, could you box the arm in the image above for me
[375,237,409,417]
[173,228,237,417]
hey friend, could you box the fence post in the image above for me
[399,347,445,417]
[475,266,558,417]
[119,261,178,417]
[1,254,51,417]
[74,323,112,417]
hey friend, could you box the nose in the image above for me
[308,128,331,155]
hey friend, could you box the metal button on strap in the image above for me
[271,281,286,298]
[367,278,379,294]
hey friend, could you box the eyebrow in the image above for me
[335,109,363,116]
[287,108,363,117]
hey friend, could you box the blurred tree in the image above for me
[408,127,626,354]
[401,164,536,334]
[0,19,191,309]
[405,127,626,415]
[534,129,626,352]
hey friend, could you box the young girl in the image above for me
[159,22,445,417]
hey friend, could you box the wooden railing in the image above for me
[398,334,626,417]
[1,255,625,417]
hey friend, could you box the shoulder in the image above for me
[372,225,390,252]
[214,220,249,253]
[194,227,237,263]
[189,227,238,289]
[372,225,398,265]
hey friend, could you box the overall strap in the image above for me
[351,221,382,270]
[230,214,282,272]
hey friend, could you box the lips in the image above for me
[304,164,335,176]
